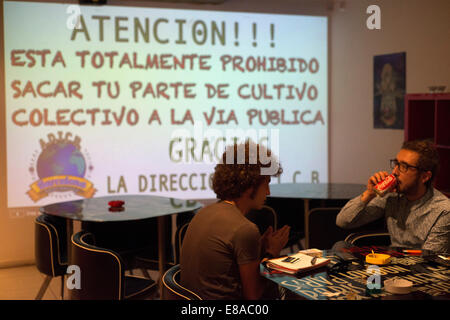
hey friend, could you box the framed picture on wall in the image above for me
[373,52,406,129]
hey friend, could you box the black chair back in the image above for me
[70,230,124,300]
[35,214,68,277]
[308,207,347,249]
[265,197,305,249]
[81,218,173,269]
[308,207,388,249]
[162,264,202,300]
[345,232,391,247]
[174,223,190,265]
[247,205,278,234]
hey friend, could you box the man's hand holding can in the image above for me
[362,171,397,203]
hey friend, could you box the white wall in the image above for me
[0,0,449,266]
[330,0,450,184]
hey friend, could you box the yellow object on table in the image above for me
[365,250,391,265]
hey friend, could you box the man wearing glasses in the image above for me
[336,139,450,254]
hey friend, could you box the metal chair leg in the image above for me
[61,275,65,300]
[35,275,52,300]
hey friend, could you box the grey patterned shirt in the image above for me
[336,188,450,254]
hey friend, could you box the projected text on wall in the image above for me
[4,1,328,207]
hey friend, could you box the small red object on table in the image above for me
[108,200,124,208]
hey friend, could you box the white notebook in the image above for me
[266,252,330,274]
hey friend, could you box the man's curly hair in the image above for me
[212,140,282,200]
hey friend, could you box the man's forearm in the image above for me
[336,194,385,229]
[361,189,376,204]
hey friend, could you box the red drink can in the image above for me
[374,174,397,196]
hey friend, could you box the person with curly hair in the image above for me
[337,139,450,253]
[180,140,290,299]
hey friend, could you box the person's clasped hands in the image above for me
[261,225,291,258]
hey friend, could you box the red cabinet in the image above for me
[405,93,450,196]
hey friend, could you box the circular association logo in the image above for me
[27,132,96,202]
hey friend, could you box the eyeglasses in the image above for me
[390,159,421,173]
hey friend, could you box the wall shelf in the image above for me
[405,93,450,197]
